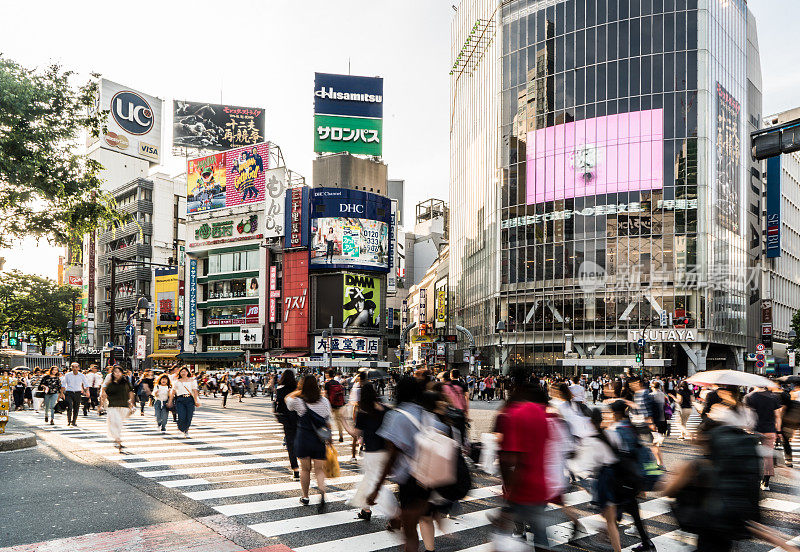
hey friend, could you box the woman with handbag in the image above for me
[285,375,332,511]
[170,367,200,438]
[152,374,172,433]
[274,370,299,480]
[40,366,62,425]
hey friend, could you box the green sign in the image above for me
[314,114,382,156]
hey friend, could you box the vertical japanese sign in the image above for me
[419,288,427,322]
[435,280,447,328]
[282,251,309,349]
[387,200,397,293]
[714,82,741,234]
[269,265,279,323]
[188,259,197,343]
[264,167,288,238]
[154,268,179,353]
[0,372,9,433]
[88,232,95,313]
[284,186,309,249]
[766,155,781,258]
[402,300,408,327]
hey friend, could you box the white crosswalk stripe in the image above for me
[12,404,799,552]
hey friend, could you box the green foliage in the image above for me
[791,310,800,350]
[0,270,80,351]
[0,55,120,248]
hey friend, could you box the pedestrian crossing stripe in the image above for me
[11,406,800,552]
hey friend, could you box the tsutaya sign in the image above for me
[628,328,698,342]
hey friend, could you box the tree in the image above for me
[0,56,119,249]
[791,310,800,351]
[0,270,80,352]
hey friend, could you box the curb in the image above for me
[0,431,36,452]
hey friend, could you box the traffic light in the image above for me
[419,323,428,336]
[8,331,18,347]
[635,352,643,363]
[351,350,356,359]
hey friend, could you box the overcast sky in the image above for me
[0,0,795,279]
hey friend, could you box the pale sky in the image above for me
[0,0,794,280]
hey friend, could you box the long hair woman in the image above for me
[285,375,332,510]
[40,366,62,425]
[170,367,200,438]
[274,369,299,480]
[152,374,172,432]
[219,373,230,408]
[100,365,135,452]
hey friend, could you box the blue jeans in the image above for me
[154,400,169,430]
[509,502,549,548]
[174,395,195,433]
[43,393,59,419]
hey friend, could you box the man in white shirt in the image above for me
[61,362,88,426]
[569,375,586,404]
[84,364,103,415]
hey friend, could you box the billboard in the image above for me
[526,109,664,204]
[314,114,382,157]
[264,167,288,238]
[714,83,742,233]
[154,268,179,353]
[173,101,265,151]
[314,73,384,119]
[766,155,781,257]
[97,79,163,164]
[314,335,380,356]
[285,186,310,249]
[188,259,197,343]
[309,188,392,272]
[186,143,269,214]
[343,272,381,329]
[188,213,263,248]
[282,251,310,349]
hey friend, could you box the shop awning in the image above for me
[148,351,179,359]
[176,352,244,362]
[271,352,307,359]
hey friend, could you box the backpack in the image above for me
[397,408,462,490]
[327,381,345,408]
[443,383,467,411]
[606,422,664,496]
[673,424,761,539]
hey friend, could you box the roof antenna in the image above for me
[348,58,351,75]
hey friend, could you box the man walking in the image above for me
[323,370,347,442]
[62,362,87,427]
[85,364,103,415]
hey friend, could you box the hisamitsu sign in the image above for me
[628,329,697,343]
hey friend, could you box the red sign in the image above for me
[282,250,309,349]
[270,266,277,291]
[68,275,82,286]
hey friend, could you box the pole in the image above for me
[109,256,117,366]
[69,300,76,364]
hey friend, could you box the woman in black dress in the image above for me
[274,370,299,480]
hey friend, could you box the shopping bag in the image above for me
[479,432,499,475]
[324,444,340,478]
[373,486,399,519]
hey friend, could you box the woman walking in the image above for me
[285,375,332,510]
[219,374,230,408]
[152,374,172,433]
[274,370,300,480]
[170,367,200,437]
[671,381,695,440]
[100,365,136,452]
[40,366,62,425]
[349,382,387,521]
[135,369,154,415]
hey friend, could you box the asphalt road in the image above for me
[2,397,798,552]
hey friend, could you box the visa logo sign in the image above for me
[138,142,159,160]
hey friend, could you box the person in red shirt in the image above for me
[495,379,551,548]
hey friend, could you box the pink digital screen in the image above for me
[526,109,664,204]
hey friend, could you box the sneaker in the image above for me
[300,497,310,506]
[293,470,300,480]
[50,419,54,425]
[44,416,48,423]
[760,483,771,491]
[624,525,639,536]
[339,436,344,443]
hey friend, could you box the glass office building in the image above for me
[450,0,763,375]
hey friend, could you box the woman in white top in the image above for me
[169,367,200,437]
[152,374,172,433]
[285,375,332,510]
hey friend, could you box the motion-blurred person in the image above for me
[671,380,695,440]
[100,365,135,452]
[219,373,230,408]
[85,364,103,413]
[349,382,387,521]
[778,382,800,468]
[275,369,300,480]
[745,384,782,490]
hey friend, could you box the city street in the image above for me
[2,398,798,552]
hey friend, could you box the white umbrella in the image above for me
[685,369,777,389]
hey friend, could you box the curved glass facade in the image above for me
[450,0,761,375]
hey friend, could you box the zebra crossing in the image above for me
[13,406,800,552]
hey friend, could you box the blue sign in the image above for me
[766,155,781,258]
[111,90,155,135]
[314,73,384,119]
[188,259,197,342]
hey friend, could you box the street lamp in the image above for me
[496,319,506,374]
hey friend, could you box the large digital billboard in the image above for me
[187,143,269,214]
[313,73,383,157]
[173,101,265,151]
[309,188,391,272]
[343,273,381,329]
[95,79,163,164]
[526,109,664,204]
[714,83,741,234]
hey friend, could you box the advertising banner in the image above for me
[314,73,384,119]
[714,82,742,233]
[88,232,95,313]
[282,251,310,349]
[208,305,259,326]
[186,143,270,215]
[173,101,265,151]
[314,335,380,356]
[526,108,664,204]
[343,273,381,329]
[766,155,781,257]
[187,152,226,214]
[188,259,197,343]
[435,281,447,328]
[284,186,310,249]
[388,200,397,294]
[264,167,288,238]
[314,114,382,156]
[154,268,179,353]
[188,213,263,248]
[97,79,163,164]
[309,188,391,271]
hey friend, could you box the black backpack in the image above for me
[673,424,761,539]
